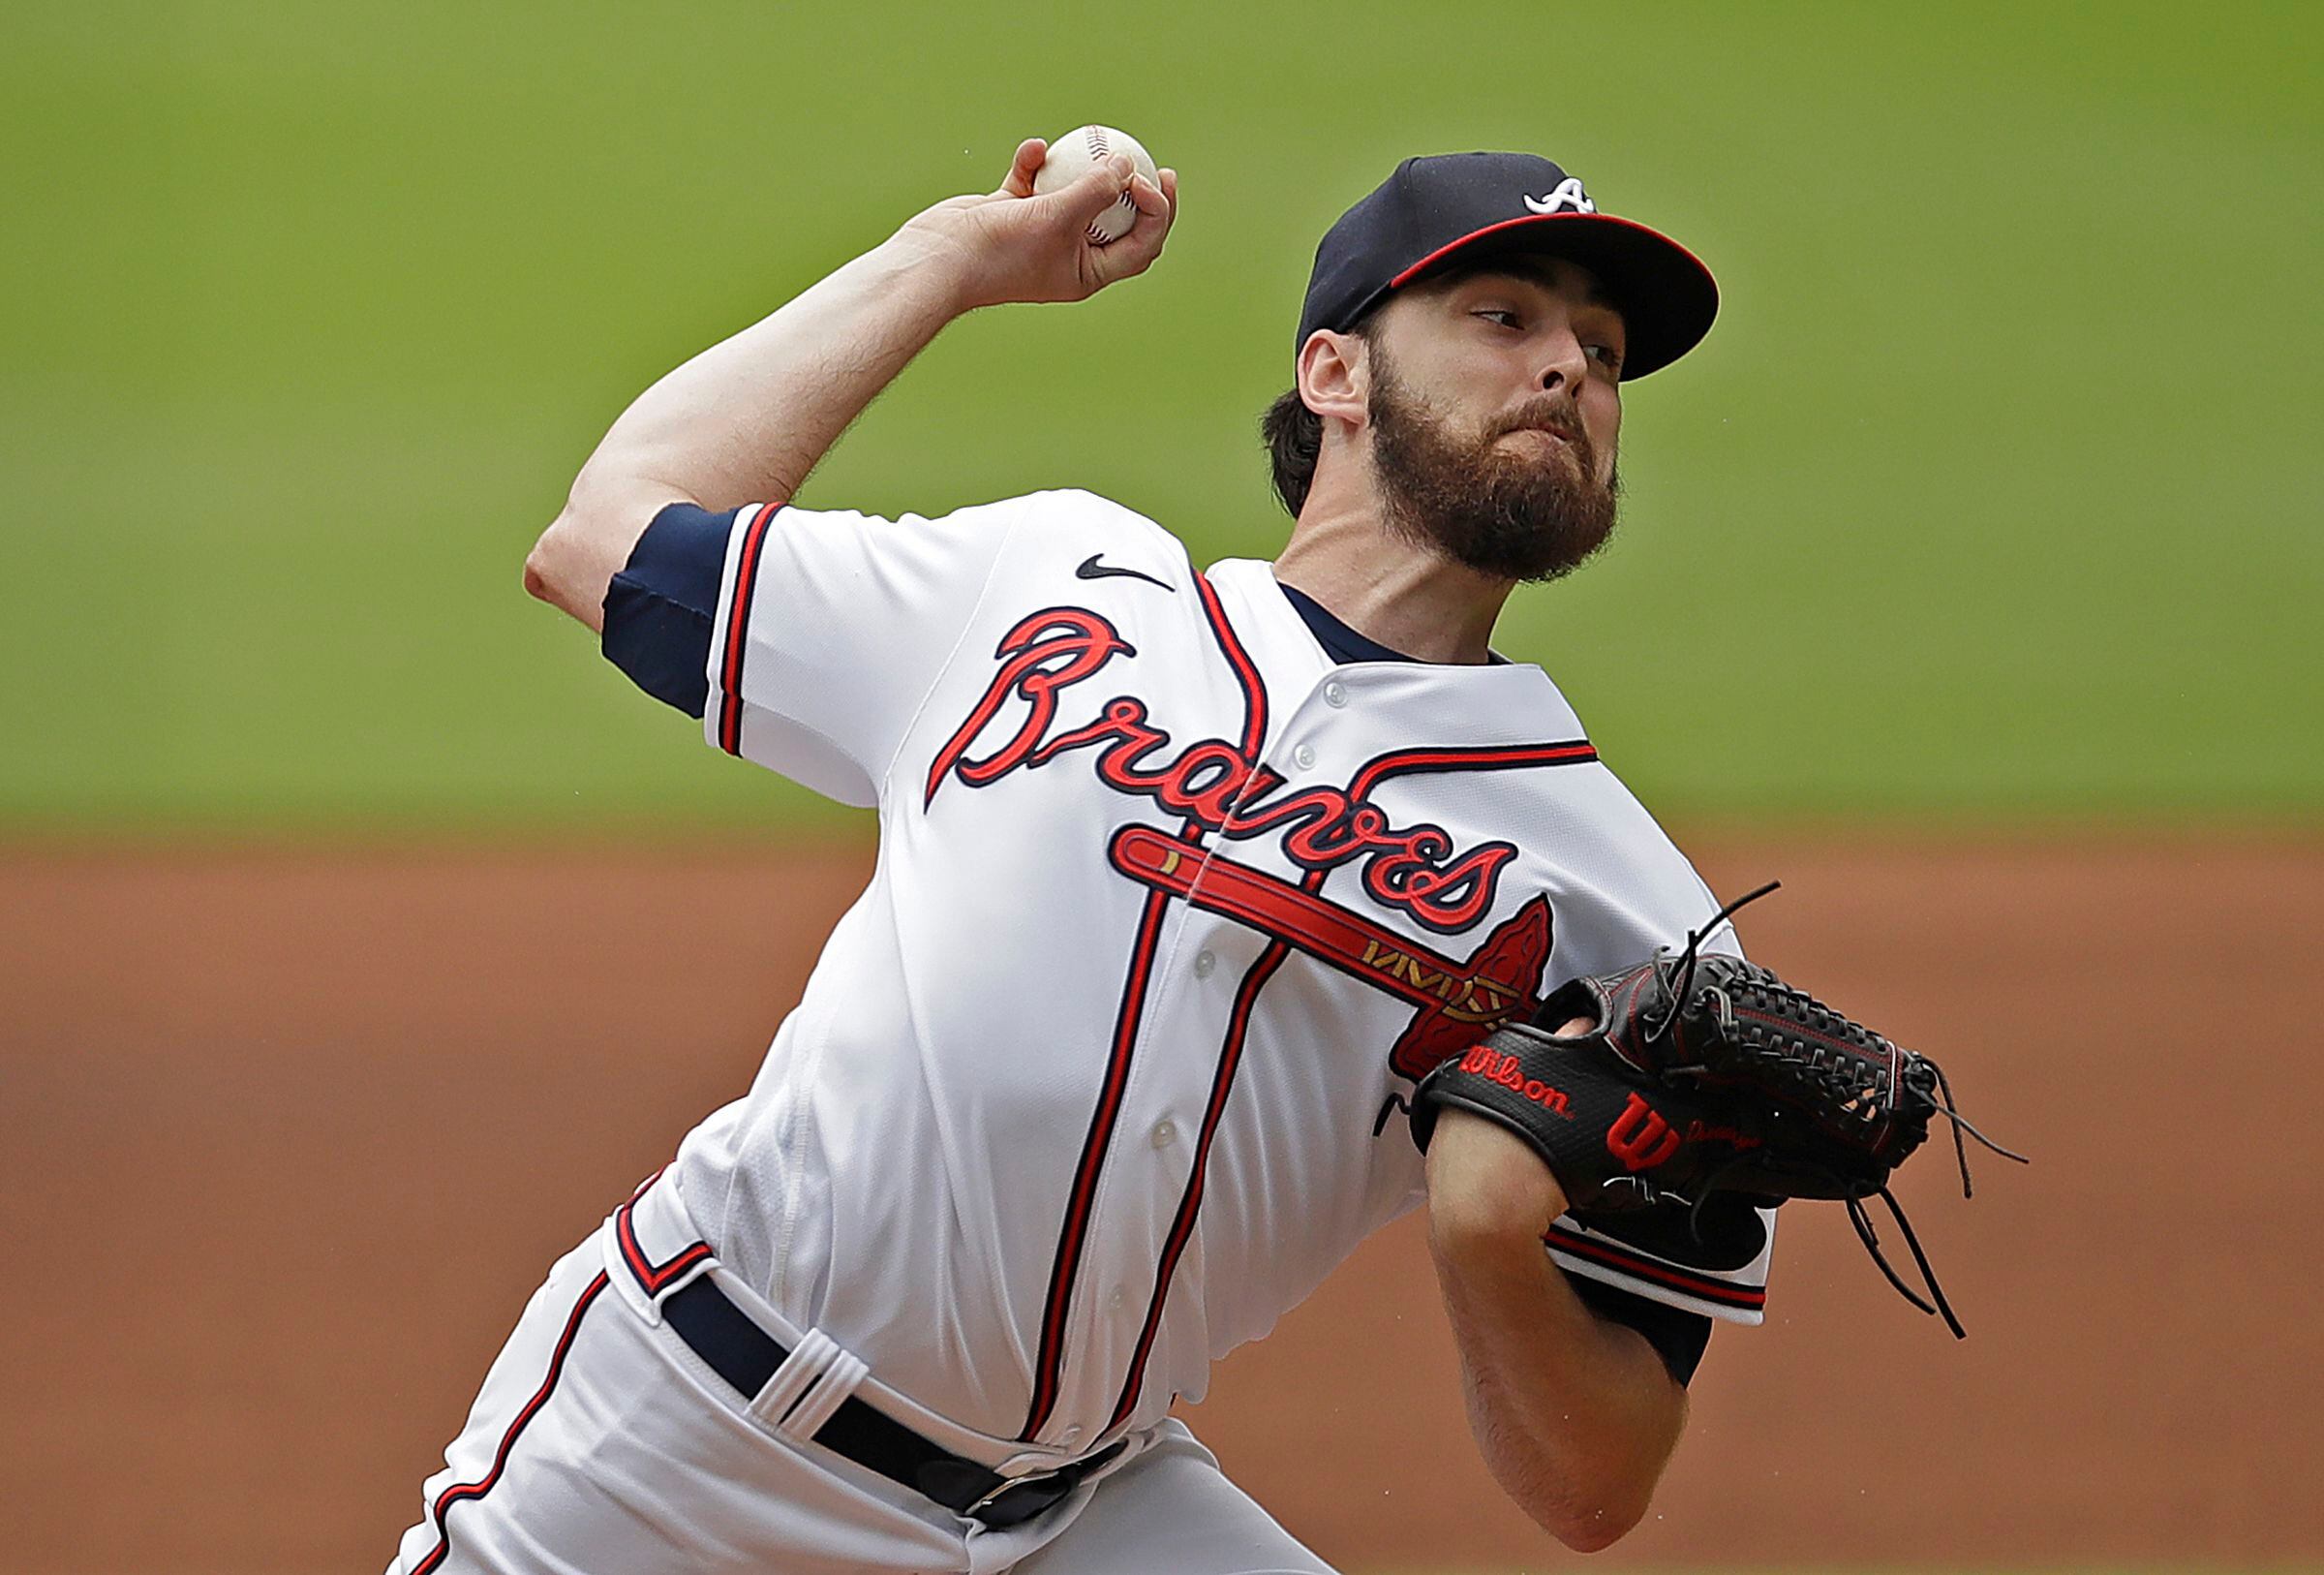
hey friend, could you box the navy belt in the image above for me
[661,1275,1123,1529]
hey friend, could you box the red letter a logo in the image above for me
[1605,1093,1681,1172]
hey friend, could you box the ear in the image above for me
[1296,329,1369,430]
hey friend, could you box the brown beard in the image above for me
[1366,346,1620,582]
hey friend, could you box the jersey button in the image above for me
[1150,1120,1177,1149]
[1193,950,1216,978]
[1293,743,1316,770]
[1061,1425,1085,1445]
[1324,681,1348,708]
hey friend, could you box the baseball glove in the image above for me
[1409,883,2024,1337]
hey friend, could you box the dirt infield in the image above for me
[3,834,2316,1574]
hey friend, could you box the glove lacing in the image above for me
[1648,881,2029,1340]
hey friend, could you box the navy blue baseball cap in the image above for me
[1297,153,1718,381]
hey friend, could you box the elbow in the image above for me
[1548,1497,1647,1555]
[523,510,607,633]
[521,533,558,605]
[525,477,691,633]
[1514,1443,1669,1553]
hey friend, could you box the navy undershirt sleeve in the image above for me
[599,502,741,720]
[1570,1275,1714,1385]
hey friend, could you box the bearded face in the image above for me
[1364,337,1621,583]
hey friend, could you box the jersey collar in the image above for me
[1202,559,1589,742]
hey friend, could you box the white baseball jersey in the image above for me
[664,487,1774,1456]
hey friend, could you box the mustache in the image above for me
[1488,399,1589,448]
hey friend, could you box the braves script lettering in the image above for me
[928,607,1516,932]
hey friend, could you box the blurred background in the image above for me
[3,2,2318,1572]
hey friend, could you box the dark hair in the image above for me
[1260,316,1378,518]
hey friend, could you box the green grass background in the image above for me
[3,0,2317,834]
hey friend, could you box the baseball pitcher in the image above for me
[386,134,2003,1575]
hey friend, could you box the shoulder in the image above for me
[771,489,1189,589]
[947,490,1199,602]
[988,488,1187,558]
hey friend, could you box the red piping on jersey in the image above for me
[410,1269,609,1574]
[716,502,783,757]
[1102,737,1604,1431]
[1350,739,1598,799]
[1191,570,1268,758]
[1107,936,1293,1429]
[1018,866,1186,1440]
[1019,575,1269,1443]
[1545,1226,1767,1309]
[615,1190,714,1296]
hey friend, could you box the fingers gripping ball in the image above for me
[1033,125,1161,244]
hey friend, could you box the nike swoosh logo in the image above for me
[1075,554,1176,592]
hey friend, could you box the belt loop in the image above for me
[612,1175,716,1327]
[777,1346,870,1442]
[656,1266,1120,1533]
[745,1326,868,1436]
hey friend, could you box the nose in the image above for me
[1536,324,1590,395]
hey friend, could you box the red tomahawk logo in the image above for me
[1109,823,1553,1079]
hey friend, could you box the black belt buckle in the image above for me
[963,1440,1126,1529]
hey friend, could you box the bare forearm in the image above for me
[1423,1107,1687,1551]
[584,232,968,515]
[529,232,972,630]
[521,137,1176,632]
[1428,1216,1686,1551]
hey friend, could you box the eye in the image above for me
[1472,308,1522,330]
[1584,341,1624,374]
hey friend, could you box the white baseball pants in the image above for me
[385,1182,1332,1575]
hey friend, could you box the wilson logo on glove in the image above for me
[1457,1042,1575,1118]
[1605,1094,1680,1171]
[1406,880,2028,1338]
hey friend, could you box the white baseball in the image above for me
[1031,125,1161,246]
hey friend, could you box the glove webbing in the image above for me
[1652,882,2028,1339]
